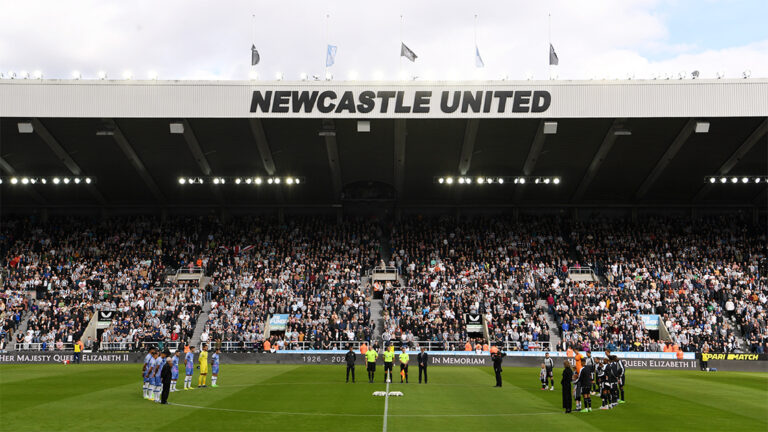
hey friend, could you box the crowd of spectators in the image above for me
[1,214,764,354]
[547,216,766,353]
[383,216,563,351]
[201,218,380,351]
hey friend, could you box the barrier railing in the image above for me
[368,266,398,281]
[176,267,204,281]
[208,339,551,352]
[98,341,181,352]
[15,342,74,351]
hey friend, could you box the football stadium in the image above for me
[1,2,767,431]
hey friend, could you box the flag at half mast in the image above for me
[401,43,417,62]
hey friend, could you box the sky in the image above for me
[1,0,767,81]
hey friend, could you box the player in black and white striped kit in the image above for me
[605,355,621,408]
[616,356,626,404]
[584,352,596,395]
[597,358,610,409]
[544,353,555,391]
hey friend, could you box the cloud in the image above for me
[0,0,764,81]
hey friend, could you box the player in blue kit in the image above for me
[142,348,156,399]
[211,349,220,387]
[152,351,166,402]
[183,346,195,390]
[171,351,181,392]
[147,350,160,402]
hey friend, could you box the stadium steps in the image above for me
[370,299,384,344]
[9,310,33,352]
[536,299,561,351]
[189,299,211,348]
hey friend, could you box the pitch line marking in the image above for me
[383,380,390,432]
[168,402,559,418]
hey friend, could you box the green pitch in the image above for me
[1,364,766,431]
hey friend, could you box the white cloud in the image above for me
[0,0,764,81]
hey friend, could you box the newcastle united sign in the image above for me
[249,89,551,115]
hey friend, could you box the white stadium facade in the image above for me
[0,78,766,216]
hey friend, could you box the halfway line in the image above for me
[383,380,390,432]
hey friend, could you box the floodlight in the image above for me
[274,177,281,184]
[19,70,29,79]
[10,177,18,184]
[553,177,560,185]
[255,177,262,185]
[695,122,710,133]
[458,178,465,184]
[97,71,107,80]
[731,177,738,183]
[691,70,700,79]
[53,177,61,184]
[17,122,34,134]
[720,177,727,183]
[148,70,158,80]
[213,178,220,184]
[497,178,504,184]
[295,178,301,184]
[122,70,133,80]
[74,178,81,184]
[63,177,70,184]
[267,178,274,184]
[742,70,752,79]
[21,177,29,184]
[179,178,186,185]
[438,177,445,184]
[325,71,333,80]
[709,177,716,183]
[742,177,749,183]
[85,177,92,184]
[716,71,725,79]
[235,178,242,184]
[286,177,295,185]
[756,178,762,184]
[72,71,82,79]
[275,72,284,81]
[445,177,454,184]
[299,72,308,81]
[245,178,252,184]
[519,178,526,184]
[544,178,551,184]
[477,177,484,184]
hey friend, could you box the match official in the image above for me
[382,345,395,383]
[417,347,429,384]
[365,345,378,383]
[491,348,506,387]
[398,347,409,383]
[345,344,356,383]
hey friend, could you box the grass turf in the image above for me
[1,364,766,431]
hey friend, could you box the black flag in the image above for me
[549,44,559,66]
[251,45,260,66]
[401,43,417,62]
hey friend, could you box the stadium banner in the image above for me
[1,351,763,371]
[97,311,120,322]
[0,353,138,364]
[268,314,289,331]
[640,314,660,330]
[465,314,483,333]
[1,79,767,119]
[698,353,767,361]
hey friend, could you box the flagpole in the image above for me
[399,14,403,76]
[252,13,256,74]
[325,13,330,79]
[548,13,552,79]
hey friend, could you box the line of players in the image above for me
[542,351,626,413]
[141,344,222,402]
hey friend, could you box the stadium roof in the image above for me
[1,79,766,211]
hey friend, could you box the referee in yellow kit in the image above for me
[399,347,409,383]
[382,344,395,383]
